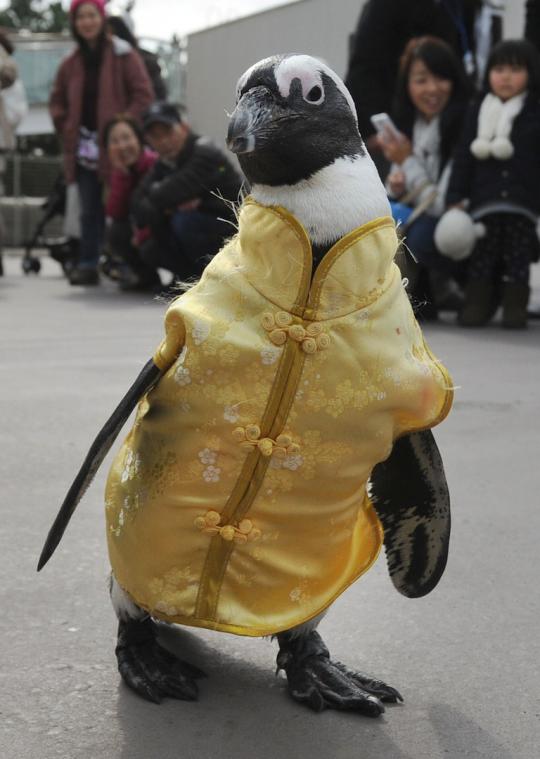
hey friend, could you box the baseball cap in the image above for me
[142,102,182,131]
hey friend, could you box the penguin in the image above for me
[39,54,453,717]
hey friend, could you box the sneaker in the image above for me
[119,273,162,293]
[69,267,99,286]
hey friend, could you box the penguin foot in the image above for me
[276,630,403,716]
[115,617,206,704]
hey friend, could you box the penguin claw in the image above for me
[277,631,401,716]
[116,648,163,704]
[333,661,404,703]
[285,657,386,716]
[116,618,206,704]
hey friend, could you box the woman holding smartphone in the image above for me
[378,36,471,318]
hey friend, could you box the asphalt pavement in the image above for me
[1,253,539,759]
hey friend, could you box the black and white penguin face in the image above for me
[227,54,365,187]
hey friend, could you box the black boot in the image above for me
[458,279,498,327]
[502,281,529,329]
[276,630,402,716]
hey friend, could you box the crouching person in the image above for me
[104,114,160,291]
[446,40,540,329]
[381,37,470,320]
[132,102,242,282]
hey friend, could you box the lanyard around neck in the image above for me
[440,0,475,74]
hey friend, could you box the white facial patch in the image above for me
[274,55,325,105]
[235,54,358,123]
[274,55,358,122]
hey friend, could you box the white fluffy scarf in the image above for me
[470,91,526,160]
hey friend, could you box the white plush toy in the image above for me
[434,208,486,261]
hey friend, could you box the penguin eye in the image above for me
[304,85,324,104]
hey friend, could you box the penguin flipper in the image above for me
[37,359,161,571]
[369,429,451,598]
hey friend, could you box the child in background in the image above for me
[446,39,540,328]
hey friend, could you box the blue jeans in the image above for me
[77,166,104,269]
[405,213,464,279]
[405,213,458,276]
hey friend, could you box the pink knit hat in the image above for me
[70,0,106,17]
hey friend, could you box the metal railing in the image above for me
[1,154,64,247]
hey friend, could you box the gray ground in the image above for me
[1,254,539,759]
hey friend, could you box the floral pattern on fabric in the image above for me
[105,205,452,636]
[149,566,197,616]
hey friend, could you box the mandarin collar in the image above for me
[236,200,398,320]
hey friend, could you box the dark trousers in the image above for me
[468,213,537,285]
[77,166,104,269]
[406,213,463,277]
[142,210,231,279]
[107,220,160,283]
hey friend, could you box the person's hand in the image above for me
[387,170,406,197]
[133,226,151,247]
[366,134,382,154]
[377,133,413,165]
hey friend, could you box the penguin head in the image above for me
[227,54,364,187]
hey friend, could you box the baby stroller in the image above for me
[22,173,79,275]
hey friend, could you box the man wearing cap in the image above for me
[132,102,242,282]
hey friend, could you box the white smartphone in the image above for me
[370,112,402,142]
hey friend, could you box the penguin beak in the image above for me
[227,85,298,155]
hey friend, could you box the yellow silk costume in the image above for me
[105,201,453,637]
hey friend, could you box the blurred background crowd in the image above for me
[1,0,539,329]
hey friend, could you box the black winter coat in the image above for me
[132,131,242,229]
[345,0,482,139]
[446,94,540,215]
[525,0,540,52]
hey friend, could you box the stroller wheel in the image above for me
[22,256,42,274]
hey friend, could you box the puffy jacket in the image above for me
[49,36,153,183]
